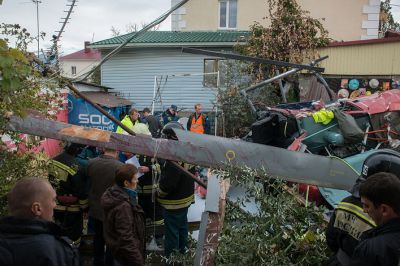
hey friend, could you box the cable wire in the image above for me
[74,0,190,82]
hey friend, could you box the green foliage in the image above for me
[0,24,55,129]
[216,167,331,265]
[380,0,400,33]
[217,85,255,137]
[0,149,49,216]
[89,66,101,85]
[163,167,331,265]
[216,0,330,137]
[0,24,58,217]
[238,0,330,79]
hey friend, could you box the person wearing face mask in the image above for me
[101,164,145,266]
[0,178,79,266]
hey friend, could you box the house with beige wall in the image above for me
[171,0,381,41]
[318,34,400,79]
[60,41,100,79]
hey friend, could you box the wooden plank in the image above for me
[195,176,230,266]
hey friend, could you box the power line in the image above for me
[74,0,190,82]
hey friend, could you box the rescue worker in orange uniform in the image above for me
[187,103,210,134]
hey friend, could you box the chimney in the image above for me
[84,41,90,53]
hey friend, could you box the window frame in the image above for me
[203,58,226,88]
[71,66,77,75]
[218,0,237,30]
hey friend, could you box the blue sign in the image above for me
[68,94,128,132]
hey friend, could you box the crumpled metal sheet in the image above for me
[347,89,400,114]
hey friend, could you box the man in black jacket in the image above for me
[142,107,163,138]
[326,150,400,265]
[351,172,400,266]
[0,178,79,266]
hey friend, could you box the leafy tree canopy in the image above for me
[0,24,60,216]
[380,0,400,33]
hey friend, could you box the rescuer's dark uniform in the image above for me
[49,143,88,245]
[325,150,400,265]
[137,155,164,227]
[156,122,195,258]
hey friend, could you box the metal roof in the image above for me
[74,81,115,91]
[91,31,250,48]
[81,92,132,108]
[328,36,400,47]
[60,49,100,60]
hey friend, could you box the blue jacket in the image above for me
[160,109,179,126]
[0,216,79,266]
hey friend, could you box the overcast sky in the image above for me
[391,0,400,23]
[0,0,172,55]
[0,0,400,56]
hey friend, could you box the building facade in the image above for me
[91,31,249,112]
[319,37,400,77]
[171,0,381,41]
[60,41,100,79]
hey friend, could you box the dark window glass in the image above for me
[228,0,237,28]
[219,1,227,28]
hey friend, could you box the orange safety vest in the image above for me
[190,114,204,134]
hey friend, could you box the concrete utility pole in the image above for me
[6,113,359,190]
[32,0,41,59]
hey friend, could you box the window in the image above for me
[203,59,227,88]
[71,66,77,75]
[219,0,237,29]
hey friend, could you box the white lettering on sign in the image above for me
[78,114,114,131]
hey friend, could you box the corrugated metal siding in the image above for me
[318,42,400,76]
[101,48,219,112]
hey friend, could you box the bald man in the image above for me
[0,178,79,266]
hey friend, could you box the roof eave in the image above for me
[90,42,245,50]
[59,58,100,61]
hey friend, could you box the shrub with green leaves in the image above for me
[0,24,60,216]
[158,166,331,265]
[216,167,331,265]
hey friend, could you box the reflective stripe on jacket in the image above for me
[49,156,87,212]
[49,160,77,182]
[157,161,195,211]
[157,193,194,210]
[333,201,375,241]
[326,195,376,261]
[138,184,159,194]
